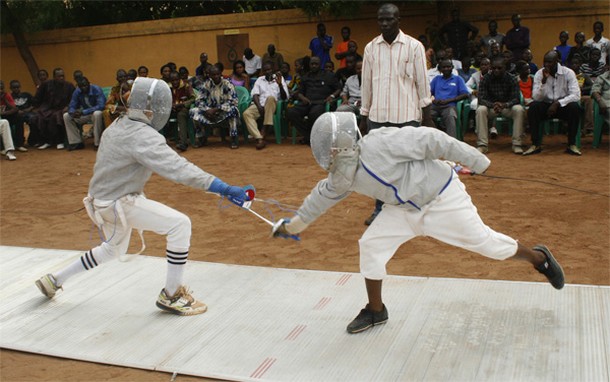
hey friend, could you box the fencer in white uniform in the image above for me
[273,112,565,333]
[36,77,250,316]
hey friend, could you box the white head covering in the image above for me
[126,77,172,131]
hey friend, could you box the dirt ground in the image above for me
[1,130,609,381]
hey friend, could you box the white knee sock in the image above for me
[53,246,116,286]
[165,248,188,296]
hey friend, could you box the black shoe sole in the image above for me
[347,317,388,334]
[533,245,565,290]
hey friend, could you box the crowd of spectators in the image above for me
[1,11,608,160]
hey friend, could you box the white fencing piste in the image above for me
[0,245,608,381]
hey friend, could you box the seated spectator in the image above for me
[127,69,137,82]
[280,62,292,82]
[166,70,196,151]
[427,52,459,84]
[475,57,525,154]
[262,44,284,72]
[33,68,75,150]
[243,48,262,78]
[523,51,581,156]
[73,70,84,84]
[324,61,335,74]
[195,52,212,77]
[0,119,17,160]
[567,32,590,67]
[335,54,356,86]
[9,79,39,147]
[503,50,517,74]
[0,80,26,152]
[137,66,149,77]
[229,60,250,91]
[418,34,437,69]
[445,47,462,70]
[488,41,502,61]
[581,48,606,81]
[178,66,190,82]
[457,56,476,82]
[346,40,362,62]
[288,57,310,103]
[243,62,289,150]
[335,26,353,69]
[286,56,340,144]
[571,56,594,135]
[554,31,572,66]
[103,69,128,127]
[63,77,106,151]
[337,58,363,114]
[466,57,491,110]
[37,69,48,87]
[522,49,538,75]
[190,65,240,149]
[515,60,534,106]
[160,64,172,83]
[430,59,470,138]
[591,70,610,127]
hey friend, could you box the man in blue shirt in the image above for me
[63,77,106,150]
[430,59,470,138]
[309,23,334,68]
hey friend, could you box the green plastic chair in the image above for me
[592,98,606,148]
[235,86,251,142]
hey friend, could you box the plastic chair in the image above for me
[592,99,606,148]
[102,86,112,99]
[235,86,251,142]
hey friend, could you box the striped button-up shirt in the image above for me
[360,30,432,124]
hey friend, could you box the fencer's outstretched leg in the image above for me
[346,278,388,334]
[35,245,119,299]
[511,243,565,289]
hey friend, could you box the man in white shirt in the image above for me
[243,48,262,78]
[523,50,581,156]
[242,62,289,150]
[585,21,610,66]
[359,2,433,226]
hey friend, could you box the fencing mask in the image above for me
[310,112,360,172]
[126,77,172,131]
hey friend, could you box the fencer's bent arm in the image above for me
[294,178,351,226]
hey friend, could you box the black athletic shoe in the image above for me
[67,142,85,151]
[346,304,389,334]
[533,245,565,290]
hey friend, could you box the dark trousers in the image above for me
[527,101,580,146]
[38,108,66,145]
[286,103,326,143]
[4,114,25,147]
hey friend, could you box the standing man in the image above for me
[475,57,525,154]
[309,23,334,68]
[335,26,354,69]
[585,21,610,66]
[523,51,581,156]
[243,62,289,150]
[480,20,505,56]
[439,8,479,60]
[262,44,284,72]
[504,14,530,63]
[359,2,433,225]
[34,68,76,150]
[63,77,106,151]
[195,52,212,77]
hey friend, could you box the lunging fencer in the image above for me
[35,77,250,316]
[273,112,565,334]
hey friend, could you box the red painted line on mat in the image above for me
[250,357,277,379]
[285,324,307,340]
[335,274,352,286]
[313,297,332,310]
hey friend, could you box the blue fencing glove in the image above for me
[209,178,249,206]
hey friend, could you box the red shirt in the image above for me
[0,92,16,108]
[519,76,533,99]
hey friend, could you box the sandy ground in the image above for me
[1,129,609,381]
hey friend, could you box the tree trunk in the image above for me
[1,1,40,87]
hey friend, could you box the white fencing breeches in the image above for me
[358,176,518,280]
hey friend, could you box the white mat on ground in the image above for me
[0,246,608,381]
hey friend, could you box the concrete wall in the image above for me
[1,1,608,95]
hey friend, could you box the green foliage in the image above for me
[1,0,373,34]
